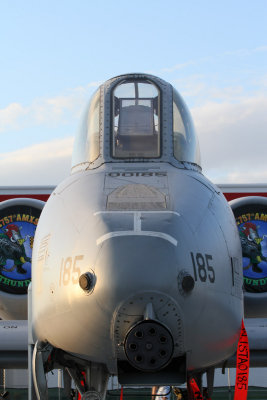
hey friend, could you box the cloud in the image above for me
[160,61,194,73]
[192,95,267,183]
[148,46,265,80]
[211,168,267,184]
[172,75,207,98]
[0,137,73,185]
[173,75,252,106]
[0,103,28,131]
[0,82,99,133]
[223,45,267,57]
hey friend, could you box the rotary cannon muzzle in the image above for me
[124,320,174,372]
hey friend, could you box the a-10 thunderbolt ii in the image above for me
[31,73,243,399]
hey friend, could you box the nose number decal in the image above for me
[191,252,215,283]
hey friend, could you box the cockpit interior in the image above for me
[112,79,160,158]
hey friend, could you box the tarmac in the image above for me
[1,387,267,400]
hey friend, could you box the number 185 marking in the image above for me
[191,252,215,283]
[59,255,84,286]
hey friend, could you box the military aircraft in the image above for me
[29,73,244,399]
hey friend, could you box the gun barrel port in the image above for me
[124,320,174,372]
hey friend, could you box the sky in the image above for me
[0,0,267,186]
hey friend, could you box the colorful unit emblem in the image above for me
[235,205,267,293]
[0,204,40,294]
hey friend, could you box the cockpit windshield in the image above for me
[72,88,100,167]
[71,73,201,172]
[172,88,201,165]
[112,79,160,158]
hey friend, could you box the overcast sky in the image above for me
[0,0,267,186]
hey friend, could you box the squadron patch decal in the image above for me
[235,206,267,293]
[0,204,40,295]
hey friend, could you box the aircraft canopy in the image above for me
[72,74,201,169]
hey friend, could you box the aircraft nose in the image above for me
[124,320,174,372]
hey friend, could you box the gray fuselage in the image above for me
[32,162,243,375]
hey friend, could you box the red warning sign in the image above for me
[234,320,250,400]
